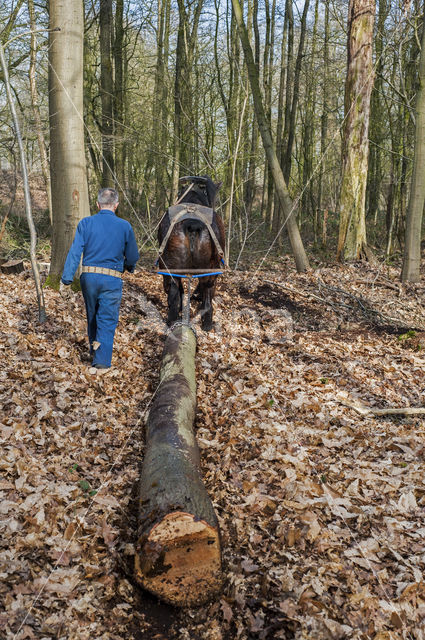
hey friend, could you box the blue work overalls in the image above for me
[61,209,139,367]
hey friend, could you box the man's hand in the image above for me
[59,281,72,299]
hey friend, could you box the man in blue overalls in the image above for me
[61,188,139,369]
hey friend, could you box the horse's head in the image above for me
[178,176,222,209]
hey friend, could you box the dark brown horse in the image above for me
[158,176,225,331]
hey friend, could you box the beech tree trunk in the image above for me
[135,325,222,606]
[48,0,90,286]
[337,0,375,261]
[401,17,425,282]
[231,0,310,272]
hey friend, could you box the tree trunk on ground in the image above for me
[48,0,90,286]
[337,0,375,261]
[100,0,115,186]
[401,17,425,282]
[135,325,222,606]
[231,0,310,272]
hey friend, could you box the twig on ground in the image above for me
[263,278,424,332]
[342,403,425,417]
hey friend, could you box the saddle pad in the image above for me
[167,204,214,225]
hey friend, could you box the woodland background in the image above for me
[1,1,425,640]
[0,0,424,275]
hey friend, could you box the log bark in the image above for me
[135,324,222,606]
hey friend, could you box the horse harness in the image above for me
[157,204,224,262]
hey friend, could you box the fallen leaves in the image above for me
[0,261,424,639]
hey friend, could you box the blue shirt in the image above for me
[61,209,139,284]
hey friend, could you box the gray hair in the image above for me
[98,187,119,206]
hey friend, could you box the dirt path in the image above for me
[0,263,424,639]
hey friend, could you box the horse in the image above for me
[157,176,225,331]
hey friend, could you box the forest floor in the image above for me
[1,259,425,640]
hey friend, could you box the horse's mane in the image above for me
[178,175,219,209]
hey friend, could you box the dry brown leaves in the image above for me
[0,261,424,640]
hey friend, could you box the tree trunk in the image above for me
[231,0,310,272]
[28,0,52,225]
[282,0,310,184]
[317,0,329,225]
[100,0,115,186]
[401,17,425,282]
[171,0,204,200]
[0,42,46,321]
[114,0,126,199]
[135,325,222,606]
[301,0,319,227]
[154,0,171,212]
[272,4,289,238]
[48,0,90,286]
[337,0,375,261]
[366,0,387,223]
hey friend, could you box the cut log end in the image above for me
[1,259,25,274]
[135,511,222,606]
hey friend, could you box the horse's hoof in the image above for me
[202,322,213,332]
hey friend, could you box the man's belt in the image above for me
[81,266,123,279]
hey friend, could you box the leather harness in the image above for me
[157,204,224,261]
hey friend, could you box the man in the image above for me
[61,187,139,369]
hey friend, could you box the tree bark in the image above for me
[337,0,375,261]
[48,0,90,285]
[231,0,310,272]
[272,5,289,237]
[366,0,387,223]
[402,16,425,282]
[0,42,46,321]
[100,0,115,186]
[28,0,52,225]
[171,0,204,200]
[135,325,222,606]
[114,0,126,198]
[282,0,310,185]
[317,0,329,225]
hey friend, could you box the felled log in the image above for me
[0,259,24,274]
[135,324,222,606]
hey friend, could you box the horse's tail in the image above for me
[182,219,205,255]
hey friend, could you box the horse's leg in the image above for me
[200,279,216,332]
[167,278,182,325]
[179,279,184,312]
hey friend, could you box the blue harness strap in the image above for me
[156,271,223,279]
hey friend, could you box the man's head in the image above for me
[97,188,119,212]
